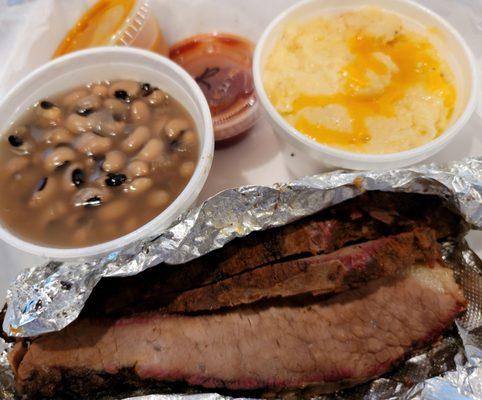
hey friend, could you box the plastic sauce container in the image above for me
[53,0,168,57]
[170,33,260,143]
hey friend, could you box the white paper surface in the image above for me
[0,0,480,299]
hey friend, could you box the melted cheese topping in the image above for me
[54,0,136,57]
[264,7,456,154]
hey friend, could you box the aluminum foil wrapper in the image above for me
[0,156,481,400]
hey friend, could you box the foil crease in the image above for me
[0,156,481,400]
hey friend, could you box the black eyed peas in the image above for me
[103,150,127,173]
[165,118,190,139]
[0,80,199,247]
[137,138,165,162]
[104,99,129,121]
[127,160,150,178]
[7,126,35,155]
[42,127,75,146]
[8,134,24,147]
[91,84,109,98]
[90,111,126,137]
[75,132,113,156]
[109,80,141,100]
[62,163,85,192]
[75,95,102,115]
[127,177,153,195]
[73,187,112,208]
[9,138,34,156]
[130,100,151,124]
[145,88,168,106]
[61,89,90,108]
[36,101,62,127]
[152,115,169,137]
[65,113,93,134]
[105,173,127,187]
[181,130,198,148]
[121,126,151,153]
[44,146,77,172]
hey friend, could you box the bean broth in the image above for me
[0,80,199,248]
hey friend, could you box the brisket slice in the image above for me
[162,228,440,313]
[85,217,386,317]
[12,264,465,398]
[84,193,459,318]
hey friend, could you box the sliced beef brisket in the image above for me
[162,228,440,313]
[84,192,460,317]
[11,265,465,399]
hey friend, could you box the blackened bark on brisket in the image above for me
[84,218,385,317]
[162,228,440,313]
[83,192,460,318]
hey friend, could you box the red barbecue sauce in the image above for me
[170,33,259,143]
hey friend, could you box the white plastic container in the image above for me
[253,0,478,175]
[0,47,214,260]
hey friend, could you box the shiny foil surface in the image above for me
[1,157,481,399]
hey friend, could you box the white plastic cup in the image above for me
[0,47,214,260]
[253,0,478,175]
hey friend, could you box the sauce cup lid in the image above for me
[170,32,260,142]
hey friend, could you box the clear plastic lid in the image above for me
[170,33,260,142]
[112,0,168,55]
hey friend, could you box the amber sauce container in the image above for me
[54,0,168,57]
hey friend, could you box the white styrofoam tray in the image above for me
[0,0,480,299]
